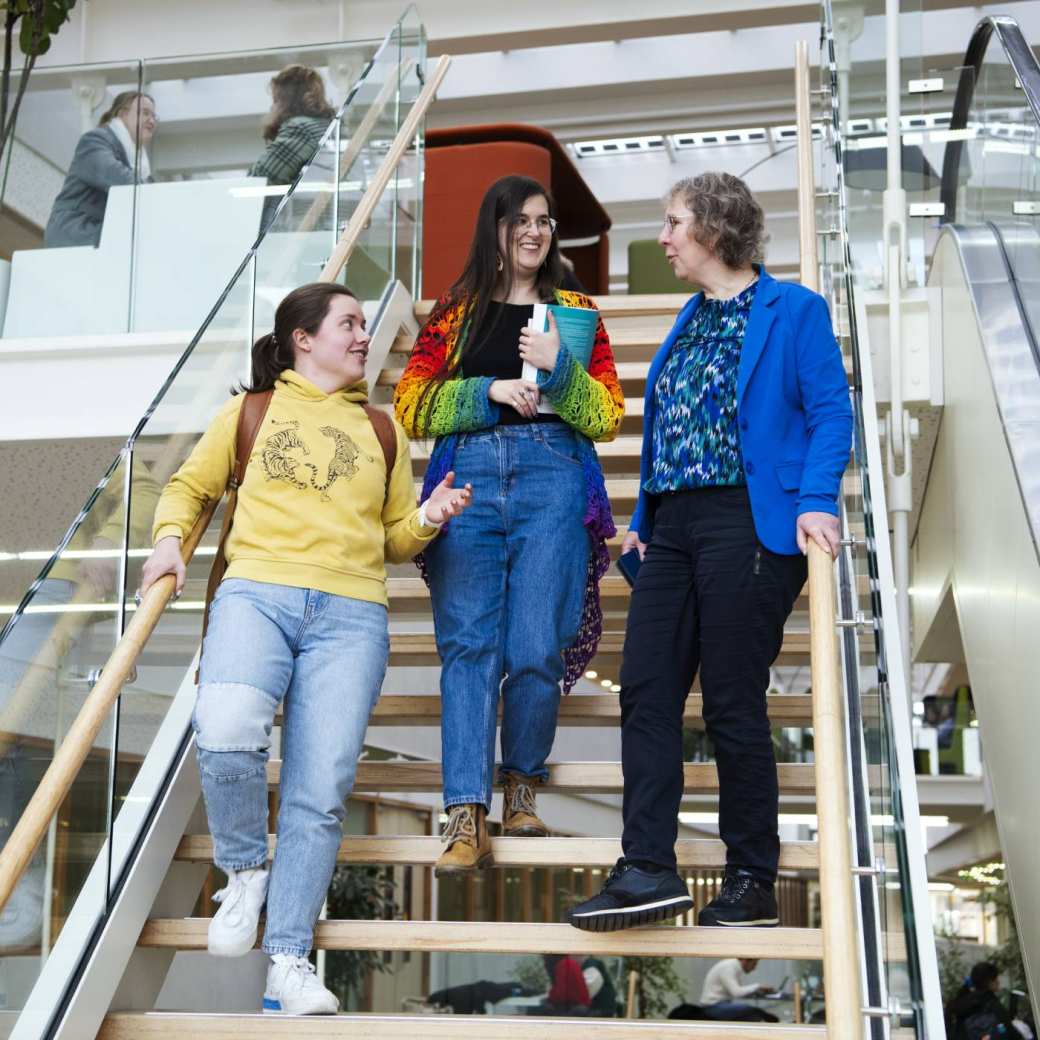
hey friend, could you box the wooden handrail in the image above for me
[0,52,451,919]
[796,38,865,1040]
[320,55,452,282]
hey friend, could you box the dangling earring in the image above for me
[496,254,504,272]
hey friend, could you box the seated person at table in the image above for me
[700,957,779,1023]
[543,954,591,1016]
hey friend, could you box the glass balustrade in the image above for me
[2,38,384,343]
[819,3,946,1034]
[0,7,426,1027]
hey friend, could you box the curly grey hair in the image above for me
[667,172,767,270]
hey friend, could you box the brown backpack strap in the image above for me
[196,390,273,681]
[362,404,398,493]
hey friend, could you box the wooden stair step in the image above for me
[414,295,684,322]
[138,918,826,959]
[383,362,656,394]
[363,692,816,728]
[175,834,820,870]
[100,1012,831,1039]
[381,575,866,617]
[385,631,862,667]
[410,477,866,519]
[266,760,819,792]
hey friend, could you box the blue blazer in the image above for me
[630,268,853,555]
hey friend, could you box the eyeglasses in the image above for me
[511,215,558,235]
[662,214,694,234]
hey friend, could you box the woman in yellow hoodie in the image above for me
[139,282,471,1015]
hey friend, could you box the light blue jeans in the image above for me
[194,578,388,957]
[425,424,590,810]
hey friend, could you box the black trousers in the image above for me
[619,488,806,882]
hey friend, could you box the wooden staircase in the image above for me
[95,294,873,1037]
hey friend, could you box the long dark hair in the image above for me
[239,282,358,393]
[263,65,335,142]
[416,175,564,426]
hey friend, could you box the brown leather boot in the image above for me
[434,804,492,876]
[502,773,549,837]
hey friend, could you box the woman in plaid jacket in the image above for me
[250,65,335,230]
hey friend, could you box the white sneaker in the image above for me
[207,867,268,957]
[263,954,339,1015]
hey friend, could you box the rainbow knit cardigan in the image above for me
[394,289,624,691]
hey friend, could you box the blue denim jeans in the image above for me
[194,578,388,956]
[425,424,590,809]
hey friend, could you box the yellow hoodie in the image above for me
[152,370,438,606]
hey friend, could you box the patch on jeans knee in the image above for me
[193,681,277,753]
[197,751,266,784]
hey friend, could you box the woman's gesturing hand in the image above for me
[796,511,841,559]
[425,471,473,525]
[488,378,541,419]
[621,528,648,562]
[518,310,560,373]
[139,535,186,597]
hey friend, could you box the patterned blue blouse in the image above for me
[644,280,758,494]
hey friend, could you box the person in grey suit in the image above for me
[44,91,157,248]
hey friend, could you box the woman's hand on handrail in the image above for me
[621,529,647,562]
[796,511,841,559]
[139,535,186,598]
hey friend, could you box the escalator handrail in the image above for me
[0,52,451,923]
[940,15,1040,224]
[987,220,1040,379]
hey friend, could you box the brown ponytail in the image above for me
[238,282,358,394]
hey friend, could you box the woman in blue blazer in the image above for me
[569,172,852,935]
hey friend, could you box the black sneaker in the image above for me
[565,860,693,932]
[697,869,779,927]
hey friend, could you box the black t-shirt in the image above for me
[460,300,563,425]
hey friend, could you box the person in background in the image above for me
[581,956,619,1017]
[945,962,1019,1040]
[394,174,623,876]
[699,957,778,1023]
[543,954,591,1016]
[44,91,156,247]
[250,65,336,230]
[568,172,852,934]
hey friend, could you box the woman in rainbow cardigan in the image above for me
[395,175,623,875]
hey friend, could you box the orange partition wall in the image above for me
[422,124,612,298]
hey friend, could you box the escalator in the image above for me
[912,15,1040,1003]
[0,3,954,1037]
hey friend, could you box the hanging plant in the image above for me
[0,1,78,202]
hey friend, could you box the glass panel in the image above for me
[0,8,427,1028]
[819,5,939,1033]
[3,61,144,340]
[832,0,941,288]
[961,34,1040,343]
[0,454,127,1012]
[336,14,426,305]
